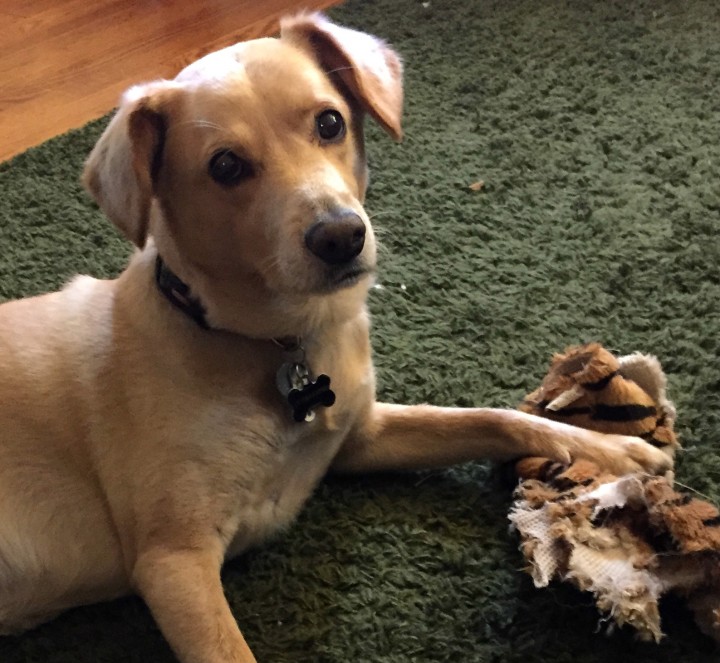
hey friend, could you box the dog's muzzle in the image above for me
[304,209,366,265]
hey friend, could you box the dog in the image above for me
[0,13,671,663]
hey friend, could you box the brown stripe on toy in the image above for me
[553,477,580,491]
[702,515,720,528]
[640,429,676,449]
[650,424,678,449]
[592,403,656,422]
[666,494,693,507]
[545,461,568,480]
[582,370,619,391]
[546,406,593,417]
[514,457,568,482]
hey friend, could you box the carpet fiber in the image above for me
[1,0,720,661]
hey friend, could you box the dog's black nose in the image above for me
[304,210,366,265]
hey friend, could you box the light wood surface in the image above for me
[0,0,339,162]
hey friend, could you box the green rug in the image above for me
[2,0,720,660]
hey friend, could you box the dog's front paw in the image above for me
[580,432,674,477]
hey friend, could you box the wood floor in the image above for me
[0,0,340,163]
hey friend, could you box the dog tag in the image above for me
[276,362,336,423]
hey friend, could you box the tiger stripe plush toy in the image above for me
[509,343,720,644]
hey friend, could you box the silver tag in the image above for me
[276,362,316,422]
[276,362,309,396]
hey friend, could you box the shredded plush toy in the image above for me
[508,343,720,643]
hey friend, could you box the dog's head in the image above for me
[83,13,402,337]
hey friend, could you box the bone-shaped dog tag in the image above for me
[276,362,336,423]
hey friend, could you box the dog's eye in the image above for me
[208,150,252,186]
[316,110,346,142]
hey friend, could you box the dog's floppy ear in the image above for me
[82,82,179,248]
[281,13,403,141]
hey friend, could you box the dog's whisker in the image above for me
[325,65,358,76]
[257,253,283,274]
[375,243,394,259]
[371,225,393,237]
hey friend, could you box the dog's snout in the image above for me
[304,210,366,265]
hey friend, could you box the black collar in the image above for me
[153,254,336,422]
[154,256,300,343]
[155,256,211,330]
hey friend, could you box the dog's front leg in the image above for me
[133,546,256,663]
[332,402,672,476]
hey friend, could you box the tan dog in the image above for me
[0,13,671,663]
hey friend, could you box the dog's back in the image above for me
[0,275,127,633]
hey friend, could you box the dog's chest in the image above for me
[151,317,375,559]
[220,426,340,558]
[216,347,373,558]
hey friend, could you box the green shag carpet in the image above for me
[2,0,720,661]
